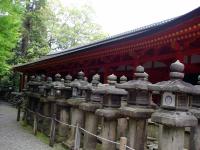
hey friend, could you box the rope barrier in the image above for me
[37,113,52,120]
[125,145,135,150]
[24,107,135,150]
[79,127,120,145]
[55,118,76,128]
[26,108,34,114]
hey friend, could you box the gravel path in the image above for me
[0,102,54,150]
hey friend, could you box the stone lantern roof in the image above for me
[120,75,127,84]
[84,74,103,102]
[148,60,200,94]
[41,74,46,82]
[51,73,65,88]
[116,65,151,90]
[70,71,89,90]
[28,75,43,86]
[94,74,127,95]
[45,77,53,88]
[65,74,72,87]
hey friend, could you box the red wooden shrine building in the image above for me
[14,7,200,90]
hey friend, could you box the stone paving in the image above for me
[0,101,54,150]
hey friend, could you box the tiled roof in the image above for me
[14,7,200,69]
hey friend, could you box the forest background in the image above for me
[0,0,107,88]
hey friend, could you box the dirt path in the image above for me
[0,102,54,150]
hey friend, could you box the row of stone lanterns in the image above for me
[23,60,200,150]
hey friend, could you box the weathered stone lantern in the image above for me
[64,71,89,148]
[41,76,53,136]
[37,74,47,131]
[79,74,103,150]
[148,60,198,150]
[47,73,65,116]
[56,75,73,142]
[116,66,154,150]
[95,74,127,150]
[26,75,43,125]
[117,75,128,138]
[189,75,200,150]
[28,75,42,109]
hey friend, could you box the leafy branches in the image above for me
[0,0,22,76]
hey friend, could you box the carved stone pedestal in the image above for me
[63,98,84,149]
[56,100,71,142]
[189,108,200,150]
[79,102,102,150]
[152,110,197,150]
[120,106,154,150]
[96,109,120,150]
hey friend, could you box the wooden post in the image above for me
[74,123,81,150]
[33,111,38,135]
[22,108,26,121]
[49,114,56,147]
[24,108,28,124]
[17,106,21,121]
[120,137,127,150]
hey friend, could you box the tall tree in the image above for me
[14,0,50,64]
[47,0,108,51]
[0,0,22,76]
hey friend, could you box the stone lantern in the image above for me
[148,60,198,150]
[28,75,43,109]
[79,74,103,150]
[37,74,47,131]
[26,75,43,125]
[56,75,73,142]
[116,66,154,150]
[95,74,127,150]
[47,73,67,117]
[189,75,200,150]
[42,76,53,136]
[117,75,128,138]
[64,71,89,149]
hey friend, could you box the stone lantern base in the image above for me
[152,110,197,150]
[189,108,200,150]
[39,97,51,136]
[96,108,120,150]
[63,97,85,149]
[120,106,154,150]
[56,100,71,142]
[27,93,41,126]
[79,102,102,150]
[47,96,57,117]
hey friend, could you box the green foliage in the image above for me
[0,0,22,76]
[47,0,108,51]
[0,0,108,88]
[13,0,51,64]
